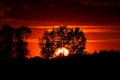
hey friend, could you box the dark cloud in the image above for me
[0,0,29,18]
[0,0,120,25]
[78,0,120,7]
[0,10,4,18]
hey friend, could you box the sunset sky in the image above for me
[0,0,120,57]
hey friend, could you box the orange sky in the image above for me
[24,25,120,58]
[0,20,120,58]
[0,0,120,58]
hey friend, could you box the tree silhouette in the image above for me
[0,25,32,59]
[0,25,15,58]
[15,26,32,58]
[40,26,86,59]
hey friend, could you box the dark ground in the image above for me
[1,50,120,65]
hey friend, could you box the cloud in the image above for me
[0,18,15,21]
[88,39,120,42]
[78,0,120,7]
[30,26,120,33]
[0,10,4,17]
[83,29,118,33]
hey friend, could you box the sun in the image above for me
[55,47,69,56]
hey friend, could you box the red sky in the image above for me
[0,0,120,57]
[26,25,120,57]
[0,0,120,24]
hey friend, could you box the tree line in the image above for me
[0,25,86,59]
[39,26,86,59]
[0,25,120,65]
[0,25,32,59]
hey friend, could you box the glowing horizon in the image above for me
[26,25,120,58]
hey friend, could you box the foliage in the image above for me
[0,25,32,58]
[15,26,32,58]
[0,25,15,58]
[40,26,86,59]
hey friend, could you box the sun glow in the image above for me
[55,47,69,56]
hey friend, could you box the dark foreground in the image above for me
[0,50,120,66]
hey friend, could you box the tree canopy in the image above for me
[0,25,32,59]
[40,26,86,59]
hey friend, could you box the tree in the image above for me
[40,26,86,59]
[0,25,32,59]
[15,26,32,58]
[0,25,15,58]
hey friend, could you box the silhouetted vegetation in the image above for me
[15,26,32,58]
[39,26,86,59]
[0,25,32,59]
[0,25,120,66]
[0,50,120,65]
[0,25,15,58]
